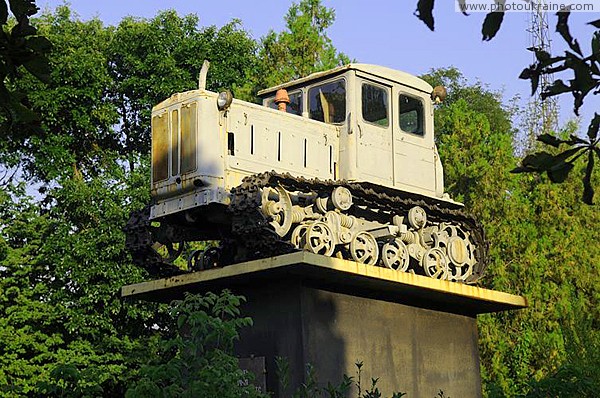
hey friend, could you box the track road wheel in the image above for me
[382,238,410,271]
[261,186,293,237]
[421,248,449,279]
[303,222,335,256]
[350,231,379,265]
[291,223,310,249]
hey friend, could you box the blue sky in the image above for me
[38,0,599,131]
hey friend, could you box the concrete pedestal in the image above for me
[122,252,526,397]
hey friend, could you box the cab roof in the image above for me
[257,63,433,97]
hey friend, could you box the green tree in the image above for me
[11,7,259,181]
[425,68,600,397]
[0,0,51,167]
[0,6,264,396]
[126,291,267,398]
[258,0,350,87]
[0,162,170,397]
[108,11,259,167]
[414,2,599,203]
[13,5,117,181]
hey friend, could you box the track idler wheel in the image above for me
[291,223,310,249]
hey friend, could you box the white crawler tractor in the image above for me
[125,62,488,283]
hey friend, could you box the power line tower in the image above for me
[524,0,558,150]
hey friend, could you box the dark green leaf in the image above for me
[482,11,504,41]
[587,113,600,141]
[541,79,571,99]
[528,46,550,63]
[8,0,38,20]
[553,146,587,164]
[415,0,435,31]
[521,151,556,170]
[547,161,574,183]
[563,52,596,115]
[10,20,36,38]
[588,18,600,28]
[592,32,600,61]
[582,150,595,204]
[25,35,52,54]
[569,134,589,146]
[0,1,8,25]
[23,57,50,83]
[526,46,566,68]
[510,165,529,174]
[556,11,583,56]
[519,65,540,95]
[519,147,584,172]
[519,66,532,80]
[537,133,568,148]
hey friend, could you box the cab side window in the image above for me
[399,94,424,136]
[362,83,389,127]
[308,79,346,124]
[266,90,303,116]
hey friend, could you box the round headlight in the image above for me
[217,91,233,110]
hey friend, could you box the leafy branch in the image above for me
[514,11,600,204]
[0,0,51,129]
[413,2,599,204]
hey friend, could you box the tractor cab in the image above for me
[258,64,446,199]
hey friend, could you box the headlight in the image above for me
[217,91,233,110]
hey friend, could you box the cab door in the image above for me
[392,86,437,195]
[356,78,393,185]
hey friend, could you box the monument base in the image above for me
[122,252,526,397]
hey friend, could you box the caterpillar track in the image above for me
[125,172,489,284]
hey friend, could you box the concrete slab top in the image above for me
[121,252,527,316]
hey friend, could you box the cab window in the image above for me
[399,94,424,135]
[308,79,346,124]
[266,90,303,116]
[362,83,389,127]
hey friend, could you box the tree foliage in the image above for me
[258,0,350,87]
[9,7,258,182]
[126,291,266,398]
[414,2,599,204]
[108,11,258,164]
[513,11,600,204]
[0,0,50,167]
[0,6,261,396]
[0,163,169,396]
[425,68,600,397]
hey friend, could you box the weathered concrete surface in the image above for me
[121,252,527,316]
[121,252,527,397]
[235,282,483,397]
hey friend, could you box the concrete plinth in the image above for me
[122,252,526,397]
